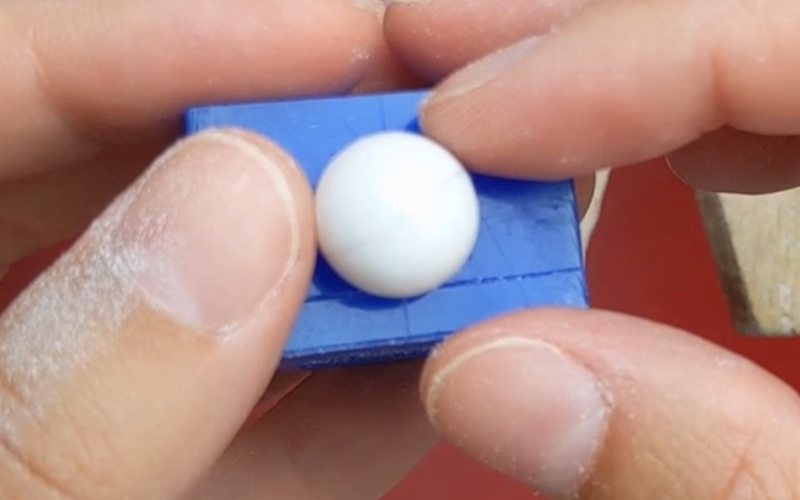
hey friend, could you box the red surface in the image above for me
[1,159,797,498]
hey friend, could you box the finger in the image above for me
[1,0,381,179]
[417,0,800,179]
[366,1,597,227]
[188,361,436,500]
[420,308,800,500]
[0,141,164,271]
[0,128,315,499]
[384,0,596,82]
[667,129,800,193]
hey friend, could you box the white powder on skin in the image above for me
[0,139,182,412]
[0,201,142,406]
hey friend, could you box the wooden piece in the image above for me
[696,187,800,335]
[580,168,610,257]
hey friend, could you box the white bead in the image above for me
[315,131,480,299]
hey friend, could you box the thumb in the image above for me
[421,308,800,500]
[0,129,315,499]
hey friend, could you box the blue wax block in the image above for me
[184,90,588,369]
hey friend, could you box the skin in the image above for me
[0,1,797,500]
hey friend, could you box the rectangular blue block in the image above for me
[184,90,588,369]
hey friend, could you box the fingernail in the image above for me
[425,336,610,500]
[105,130,299,334]
[423,36,543,107]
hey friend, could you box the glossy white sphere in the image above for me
[315,131,480,299]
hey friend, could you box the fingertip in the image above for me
[421,316,611,500]
[384,0,477,82]
[217,128,317,217]
[421,307,800,500]
[131,128,316,332]
[415,1,720,179]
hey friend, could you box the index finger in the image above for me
[0,0,381,180]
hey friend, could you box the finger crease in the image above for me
[0,403,81,500]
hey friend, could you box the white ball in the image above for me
[315,131,480,299]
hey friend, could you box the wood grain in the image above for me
[696,187,800,335]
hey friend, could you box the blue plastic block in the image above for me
[184,90,588,369]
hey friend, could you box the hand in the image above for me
[382,1,800,499]
[0,1,436,499]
